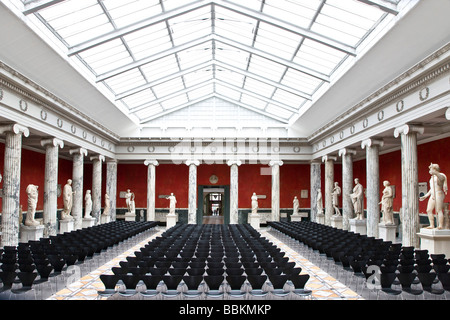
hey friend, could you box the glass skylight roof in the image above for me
[13,0,403,125]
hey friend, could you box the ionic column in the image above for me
[339,148,356,230]
[227,160,242,224]
[0,124,29,247]
[310,160,321,223]
[106,159,118,221]
[69,148,87,230]
[322,155,337,226]
[186,160,200,224]
[269,160,283,222]
[394,124,424,247]
[144,160,158,222]
[91,155,105,225]
[361,139,384,238]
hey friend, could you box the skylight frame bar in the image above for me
[355,0,399,15]
[23,0,67,15]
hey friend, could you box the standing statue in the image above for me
[130,192,136,215]
[332,182,341,216]
[166,193,177,215]
[125,189,133,213]
[103,193,111,216]
[420,163,448,229]
[84,190,92,218]
[293,196,299,215]
[316,189,323,215]
[24,184,40,226]
[379,180,395,225]
[350,178,364,220]
[251,192,259,215]
[61,179,74,220]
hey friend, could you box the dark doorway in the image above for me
[197,185,230,224]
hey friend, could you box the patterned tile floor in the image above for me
[47,227,363,300]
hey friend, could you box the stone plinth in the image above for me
[249,214,260,230]
[59,219,74,234]
[349,218,367,235]
[167,214,177,229]
[20,224,44,243]
[82,217,96,228]
[418,228,450,257]
[291,212,308,222]
[379,223,397,243]
[316,213,325,224]
[101,215,111,224]
[331,215,343,229]
[124,212,136,222]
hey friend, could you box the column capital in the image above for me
[41,137,64,149]
[446,107,450,120]
[269,160,283,167]
[321,155,337,162]
[361,138,384,149]
[106,158,118,164]
[0,123,29,137]
[69,147,87,156]
[338,148,357,157]
[144,160,159,166]
[185,160,200,166]
[394,124,425,138]
[227,160,242,167]
[90,155,105,162]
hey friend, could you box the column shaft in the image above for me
[145,160,158,222]
[269,161,283,222]
[228,160,241,224]
[71,148,86,230]
[186,160,200,224]
[106,160,118,221]
[339,149,355,231]
[323,156,336,226]
[91,156,105,224]
[363,141,382,238]
[310,161,321,223]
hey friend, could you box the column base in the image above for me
[331,215,343,229]
[167,214,177,229]
[349,218,367,235]
[249,214,260,230]
[378,223,397,242]
[20,224,44,243]
[418,228,450,257]
[82,217,96,228]
[101,215,111,224]
[59,219,74,234]
[316,213,325,224]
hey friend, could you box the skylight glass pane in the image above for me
[272,88,305,107]
[160,95,189,110]
[183,68,213,87]
[263,0,321,29]
[282,69,323,95]
[123,23,172,60]
[215,44,250,70]
[266,104,292,119]
[135,104,164,119]
[214,7,256,47]
[161,0,196,11]
[224,0,263,11]
[240,94,267,110]
[177,43,213,69]
[103,0,162,28]
[140,55,180,82]
[168,6,211,46]
[152,77,185,98]
[253,22,302,60]
[243,78,275,99]
[187,83,214,100]
[247,56,285,82]
[215,69,245,87]
[103,68,146,94]
[120,88,156,110]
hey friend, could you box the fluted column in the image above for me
[0,124,29,247]
[339,148,356,230]
[186,160,200,224]
[394,124,424,247]
[227,160,242,224]
[310,160,321,223]
[69,147,87,230]
[322,155,336,226]
[144,160,158,222]
[361,139,384,238]
[269,160,283,222]
[91,155,105,225]
[106,159,118,221]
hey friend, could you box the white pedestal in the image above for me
[59,219,74,234]
[418,228,450,257]
[291,214,302,222]
[82,217,96,228]
[349,218,367,235]
[331,215,343,229]
[20,224,44,243]
[124,212,136,222]
[167,214,177,229]
[316,213,325,224]
[379,223,397,242]
[101,215,111,224]
[249,214,260,230]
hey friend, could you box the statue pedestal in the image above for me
[101,215,111,224]
[20,224,44,243]
[331,215,343,229]
[167,214,177,229]
[59,219,74,234]
[291,212,308,222]
[379,223,397,242]
[82,217,96,228]
[316,213,325,224]
[418,228,450,257]
[249,214,260,230]
[349,218,367,235]
[124,212,136,222]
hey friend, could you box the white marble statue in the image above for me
[103,193,111,216]
[293,196,299,215]
[420,163,448,229]
[316,189,323,215]
[61,179,74,220]
[379,180,395,225]
[24,184,40,227]
[332,182,341,216]
[251,192,258,215]
[350,178,364,220]
[84,190,92,218]
[125,189,133,213]
[166,193,177,215]
[130,192,136,215]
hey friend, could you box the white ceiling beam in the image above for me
[23,0,66,15]
[355,0,399,15]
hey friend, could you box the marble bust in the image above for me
[103,193,111,216]
[420,163,448,229]
[332,182,341,216]
[316,189,323,215]
[24,184,40,227]
[84,190,92,218]
[166,193,177,215]
[379,180,395,225]
[251,192,258,215]
[293,196,299,215]
[350,178,364,220]
[61,179,74,220]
